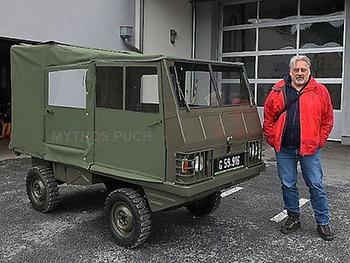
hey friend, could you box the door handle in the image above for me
[46,109,54,114]
[149,120,162,127]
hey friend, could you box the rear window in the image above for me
[48,69,87,109]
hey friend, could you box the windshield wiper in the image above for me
[208,64,222,106]
[242,67,254,107]
[173,65,190,111]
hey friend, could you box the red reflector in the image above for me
[182,159,190,173]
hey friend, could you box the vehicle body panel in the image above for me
[10,43,265,213]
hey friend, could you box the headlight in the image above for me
[194,154,204,173]
[249,143,258,157]
[176,151,208,177]
[175,150,213,184]
[248,140,263,165]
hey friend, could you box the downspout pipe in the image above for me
[139,0,145,53]
[122,38,142,53]
[120,0,144,54]
[134,0,145,53]
[191,1,197,59]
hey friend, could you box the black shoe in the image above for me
[280,214,301,234]
[317,224,335,241]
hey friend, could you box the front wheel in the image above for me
[186,192,221,217]
[104,188,152,248]
[26,166,59,213]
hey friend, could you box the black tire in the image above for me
[104,188,152,248]
[186,192,221,217]
[26,166,59,213]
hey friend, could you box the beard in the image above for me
[294,77,306,85]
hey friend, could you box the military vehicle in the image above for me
[10,43,265,248]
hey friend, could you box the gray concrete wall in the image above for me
[195,3,212,60]
[195,2,220,60]
[0,0,135,50]
[143,0,192,58]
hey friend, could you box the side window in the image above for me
[48,69,87,108]
[126,67,159,113]
[96,66,123,109]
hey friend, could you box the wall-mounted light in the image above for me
[120,25,134,40]
[170,29,177,45]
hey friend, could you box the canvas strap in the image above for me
[275,76,311,121]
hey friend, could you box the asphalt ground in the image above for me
[0,143,349,263]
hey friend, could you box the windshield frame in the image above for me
[168,60,254,110]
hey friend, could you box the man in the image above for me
[263,55,334,241]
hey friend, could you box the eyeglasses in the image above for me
[292,68,309,73]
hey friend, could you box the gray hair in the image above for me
[289,55,311,69]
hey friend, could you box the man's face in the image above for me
[290,60,310,88]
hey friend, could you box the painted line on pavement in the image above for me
[221,186,244,198]
[270,198,310,222]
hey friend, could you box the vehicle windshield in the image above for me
[169,61,252,109]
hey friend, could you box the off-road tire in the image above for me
[186,191,221,217]
[104,188,152,248]
[26,166,59,213]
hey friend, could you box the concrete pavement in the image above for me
[0,138,16,161]
[0,142,349,262]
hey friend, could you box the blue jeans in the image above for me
[275,147,329,225]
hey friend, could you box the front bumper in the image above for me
[144,162,265,212]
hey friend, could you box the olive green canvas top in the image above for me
[9,43,166,160]
[11,42,167,65]
[10,43,249,183]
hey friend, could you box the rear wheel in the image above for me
[186,192,221,217]
[26,166,59,213]
[104,188,152,248]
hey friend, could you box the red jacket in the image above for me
[263,77,334,156]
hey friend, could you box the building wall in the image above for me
[0,0,135,50]
[142,0,192,58]
[1,0,348,143]
[195,2,219,61]
[195,0,347,142]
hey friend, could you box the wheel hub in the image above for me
[112,204,134,237]
[32,179,46,202]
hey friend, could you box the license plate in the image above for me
[214,153,245,175]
